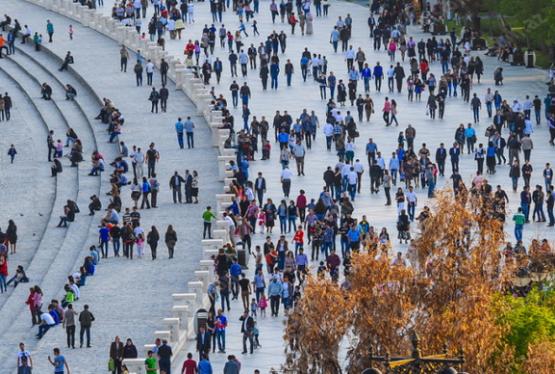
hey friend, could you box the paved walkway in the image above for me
[2,1,219,373]
[99,0,551,247]
[0,0,552,372]
[81,1,555,372]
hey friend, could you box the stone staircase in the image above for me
[0,46,102,371]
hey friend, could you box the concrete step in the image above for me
[0,53,100,370]
[0,68,55,311]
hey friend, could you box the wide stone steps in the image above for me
[0,68,55,310]
[0,52,100,370]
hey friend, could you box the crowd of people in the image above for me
[2,0,555,373]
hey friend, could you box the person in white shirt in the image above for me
[17,343,33,372]
[281,167,293,197]
[484,88,494,118]
[145,60,155,86]
[344,47,355,71]
[405,186,418,221]
[245,185,255,202]
[311,55,321,79]
[522,95,533,120]
[37,312,56,339]
[512,100,522,113]
[354,159,364,193]
[69,281,80,300]
[132,148,145,179]
[323,122,334,150]
[223,212,236,243]
[133,225,144,238]
[347,167,358,201]
[387,65,395,92]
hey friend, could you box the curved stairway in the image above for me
[0,50,101,368]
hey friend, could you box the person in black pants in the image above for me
[78,304,94,348]
[159,85,169,112]
[239,310,255,354]
[59,51,73,71]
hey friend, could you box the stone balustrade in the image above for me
[23,1,237,369]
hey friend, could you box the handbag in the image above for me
[108,358,115,371]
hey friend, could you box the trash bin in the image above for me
[194,308,208,333]
[526,51,536,68]
[237,248,249,269]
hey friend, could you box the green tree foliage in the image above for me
[497,287,555,360]
[495,0,555,49]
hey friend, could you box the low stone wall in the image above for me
[22,1,235,372]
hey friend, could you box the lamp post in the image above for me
[365,331,465,373]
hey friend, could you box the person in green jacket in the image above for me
[62,285,75,308]
[202,206,217,239]
[144,351,157,374]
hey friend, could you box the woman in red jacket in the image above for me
[0,254,7,293]
[419,58,429,81]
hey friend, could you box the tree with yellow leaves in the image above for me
[285,190,520,373]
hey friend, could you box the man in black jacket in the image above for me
[254,172,266,206]
[435,143,447,176]
[159,58,169,85]
[159,84,169,112]
[169,171,185,203]
[239,310,255,354]
[196,326,211,360]
[393,62,405,93]
[78,304,94,348]
[157,340,173,374]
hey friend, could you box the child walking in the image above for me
[258,293,268,317]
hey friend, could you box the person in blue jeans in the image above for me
[215,310,227,353]
[277,201,287,234]
[322,225,334,257]
[98,224,110,258]
[520,186,531,223]
[175,117,184,149]
[184,117,195,149]
[287,201,297,233]
[270,62,280,90]
[512,208,525,241]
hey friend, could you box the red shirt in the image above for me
[182,359,197,374]
[296,194,307,209]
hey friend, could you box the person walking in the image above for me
[63,304,78,349]
[196,326,211,361]
[513,208,525,241]
[281,166,293,198]
[181,352,197,374]
[147,226,159,260]
[157,340,173,374]
[17,342,33,374]
[8,144,17,164]
[160,85,169,112]
[109,336,124,374]
[184,117,195,148]
[78,304,94,348]
[148,88,160,113]
[239,310,255,354]
[48,348,70,374]
[175,117,185,149]
[120,46,129,72]
[165,225,177,259]
[470,93,481,123]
